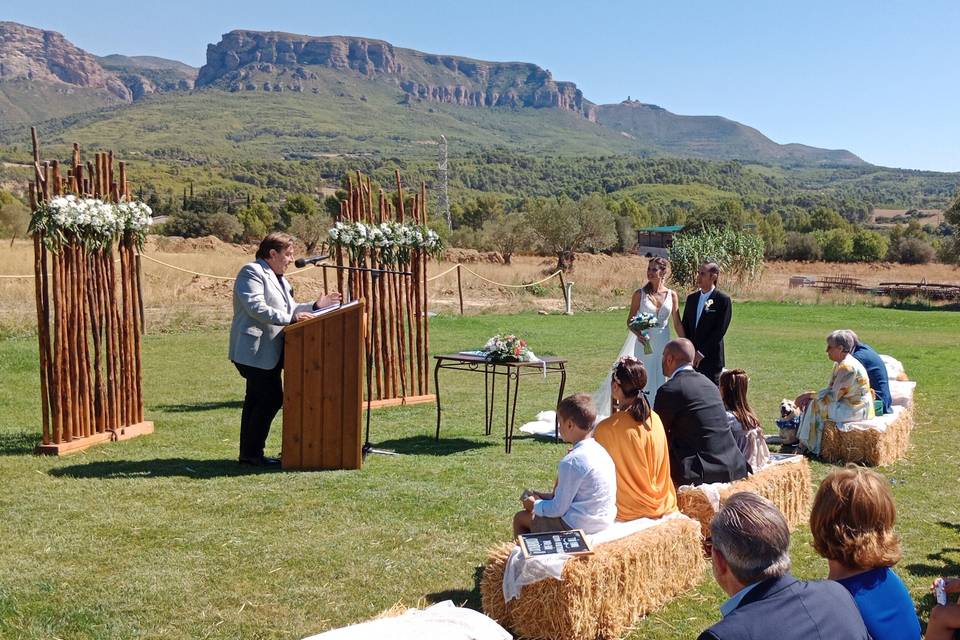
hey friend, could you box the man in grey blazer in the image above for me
[229,232,341,465]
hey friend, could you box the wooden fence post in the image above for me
[456,264,464,315]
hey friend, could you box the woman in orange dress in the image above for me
[593,356,677,521]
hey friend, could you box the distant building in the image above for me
[635,224,683,257]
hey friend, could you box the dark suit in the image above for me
[681,288,732,385]
[654,368,748,486]
[698,574,870,640]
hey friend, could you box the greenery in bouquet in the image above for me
[483,334,535,362]
[327,220,444,263]
[628,311,659,355]
[30,195,153,251]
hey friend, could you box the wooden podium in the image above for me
[281,300,364,470]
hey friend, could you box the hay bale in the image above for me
[677,458,813,537]
[480,516,705,640]
[820,406,914,466]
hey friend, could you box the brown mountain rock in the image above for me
[0,21,131,101]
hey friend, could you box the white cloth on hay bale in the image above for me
[677,453,805,511]
[881,354,907,381]
[302,600,511,640]
[501,511,687,602]
[889,380,916,408]
[834,404,907,433]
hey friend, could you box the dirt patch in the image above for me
[442,248,503,264]
[146,235,255,255]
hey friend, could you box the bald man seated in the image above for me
[654,339,748,486]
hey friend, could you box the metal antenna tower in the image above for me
[437,135,451,227]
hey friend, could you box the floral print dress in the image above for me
[798,353,875,455]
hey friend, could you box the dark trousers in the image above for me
[234,360,283,459]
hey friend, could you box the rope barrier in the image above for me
[424,264,459,282]
[2,257,562,290]
[459,265,562,288]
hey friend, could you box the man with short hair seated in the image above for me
[841,329,892,415]
[698,493,870,640]
[654,339,748,486]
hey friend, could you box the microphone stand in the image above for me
[311,262,412,460]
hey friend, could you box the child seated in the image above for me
[513,393,617,537]
[719,368,771,472]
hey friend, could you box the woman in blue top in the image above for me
[809,465,920,640]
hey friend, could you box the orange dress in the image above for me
[593,409,678,521]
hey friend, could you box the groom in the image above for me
[681,261,732,386]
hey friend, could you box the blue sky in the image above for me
[5,0,959,171]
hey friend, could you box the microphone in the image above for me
[294,254,329,268]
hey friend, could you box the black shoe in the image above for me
[239,455,281,466]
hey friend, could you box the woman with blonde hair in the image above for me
[593,357,677,521]
[809,465,920,640]
[718,369,770,471]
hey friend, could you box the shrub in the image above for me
[0,190,29,238]
[207,212,243,243]
[237,203,275,242]
[818,228,854,262]
[781,232,822,261]
[850,229,889,262]
[890,237,935,264]
[669,227,764,288]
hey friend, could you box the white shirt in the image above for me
[533,437,617,534]
[666,363,695,381]
[695,286,716,327]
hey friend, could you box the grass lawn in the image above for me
[1,301,959,639]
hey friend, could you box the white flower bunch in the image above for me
[117,200,154,233]
[328,220,443,257]
[35,196,154,248]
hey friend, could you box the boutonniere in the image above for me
[704,299,714,310]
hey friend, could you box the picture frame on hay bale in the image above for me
[27,128,153,456]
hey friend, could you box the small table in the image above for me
[433,353,568,453]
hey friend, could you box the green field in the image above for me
[1,302,958,639]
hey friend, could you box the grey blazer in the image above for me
[228,259,314,370]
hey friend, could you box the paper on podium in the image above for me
[309,299,359,317]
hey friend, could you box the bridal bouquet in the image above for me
[628,311,660,355]
[483,334,536,362]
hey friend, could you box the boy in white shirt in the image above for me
[513,393,618,536]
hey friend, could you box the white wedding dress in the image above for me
[592,288,674,420]
[520,289,676,437]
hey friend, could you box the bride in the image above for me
[520,257,685,436]
[593,257,685,419]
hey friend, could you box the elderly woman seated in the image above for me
[795,329,874,455]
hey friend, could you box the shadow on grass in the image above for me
[904,522,960,632]
[372,435,495,456]
[426,565,485,611]
[155,400,243,412]
[0,431,39,456]
[48,457,288,480]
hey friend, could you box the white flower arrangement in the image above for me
[328,220,443,262]
[31,196,153,249]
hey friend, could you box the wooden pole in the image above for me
[51,249,65,443]
[456,264,464,315]
[31,194,51,445]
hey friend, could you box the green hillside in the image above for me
[2,69,649,162]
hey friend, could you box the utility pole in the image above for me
[437,135,450,228]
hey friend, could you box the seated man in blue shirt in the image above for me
[699,493,870,640]
[513,393,617,537]
[841,329,893,414]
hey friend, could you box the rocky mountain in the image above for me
[196,31,596,119]
[1,22,865,166]
[98,54,197,99]
[596,100,863,165]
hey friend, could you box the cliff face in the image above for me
[197,31,595,119]
[0,21,131,101]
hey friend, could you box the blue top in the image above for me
[852,343,892,415]
[836,567,920,640]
